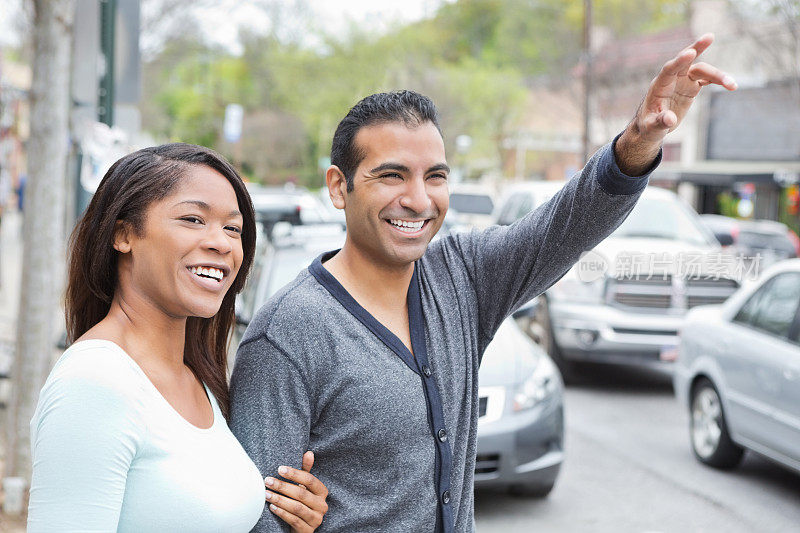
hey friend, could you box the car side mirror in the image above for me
[714,232,735,247]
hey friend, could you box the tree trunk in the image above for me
[4,0,74,484]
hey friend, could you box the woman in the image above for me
[27,144,328,532]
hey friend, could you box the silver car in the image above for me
[235,225,565,497]
[673,259,800,474]
[475,317,564,496]
[502,186,739,377]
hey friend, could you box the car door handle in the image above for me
[784,365,800,381]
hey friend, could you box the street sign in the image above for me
[223,104,244,144]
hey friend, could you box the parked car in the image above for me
[315,187,347,228]
[497,184,740,377]
[234,223,347,345]
[235,225,565,497]
[493,180,565,227]
[673,259,800,475]
[700,214,799,272]
[246,184,335,239]
[474,317,564,497]
[448,183,496,231]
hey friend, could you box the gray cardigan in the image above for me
[229,138,655,532]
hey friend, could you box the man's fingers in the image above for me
[689,33,714,59]
[660,110,678,129]
[659,48,696,78]
[302,451,315,472]
[642,110,677,132]
[656,33,714,84]
[277,465,329,497]
[688,62,737,90]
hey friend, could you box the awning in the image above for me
[652,160,800,187]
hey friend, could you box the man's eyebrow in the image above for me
[428,163,451,174]
[368,162,411,174]
[174,200,242,218]
[367,162,451,174]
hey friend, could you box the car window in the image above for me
[733,281,769,325]
[497,194,523,225]
[449,193,494,215]
[612,197,716,246]
[734,272,800,338]
[239,246,269,321]
[738,230,795,255]
[514,194,534,221]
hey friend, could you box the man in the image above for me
[230,34,736,532]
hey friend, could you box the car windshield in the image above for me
[449,193,494,215]
[612,197,715,246]
[738,230,795,253]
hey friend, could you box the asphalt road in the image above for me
[474,364,800,533]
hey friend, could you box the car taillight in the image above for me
[787,228,800,257]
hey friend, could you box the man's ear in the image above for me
[326,165,347,210]
[113,220,132,254]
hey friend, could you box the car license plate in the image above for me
[660,345,679,361]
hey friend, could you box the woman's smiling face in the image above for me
[117,164,245,319]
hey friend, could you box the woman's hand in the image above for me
[264,451,329,532]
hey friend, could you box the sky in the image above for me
[0,0,452,52]
[194,0,449,54]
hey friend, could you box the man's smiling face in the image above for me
[341,120,449,268]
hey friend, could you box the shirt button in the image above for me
[422,365,432,377]
[437,429,448,442]
[442,490,451,504]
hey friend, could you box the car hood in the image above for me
[595,237,716,259]
[478,319,543,387]
[589,237,726,276]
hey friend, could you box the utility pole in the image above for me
[4,0,75,492]
[582,0,593,166]
[98,0,117,126]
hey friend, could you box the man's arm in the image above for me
[440,138,650,349]
[433,33,736,347]
[229,334,313,533]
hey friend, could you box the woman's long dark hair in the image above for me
[65,143,256,419]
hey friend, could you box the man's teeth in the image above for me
[389,219,425,232]
[190,266,223,281]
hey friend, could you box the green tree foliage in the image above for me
[141,0,687,185]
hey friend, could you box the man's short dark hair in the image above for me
[331,90,442,192]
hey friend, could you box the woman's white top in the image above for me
[27,339,266,532]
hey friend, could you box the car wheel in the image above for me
[523,296,578,382]
[508,481,556,498]
[690,378,743,469]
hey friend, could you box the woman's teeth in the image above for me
[190,266,223,281]
[389,219,425,233]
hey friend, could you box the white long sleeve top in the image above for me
[28,339,266,532]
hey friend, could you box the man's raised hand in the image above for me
[616,33,737,175]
